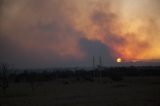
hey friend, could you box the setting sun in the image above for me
[117,58,122,63]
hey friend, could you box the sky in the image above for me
[0,0,160,68]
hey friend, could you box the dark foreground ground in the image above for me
[0,76,160,106]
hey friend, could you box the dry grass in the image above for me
[0,76,160,106]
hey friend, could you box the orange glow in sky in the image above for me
[1,0,160,67]
[70,0,160,61]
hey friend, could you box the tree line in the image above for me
[0,64,160,96]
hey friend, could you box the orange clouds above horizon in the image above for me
[69,0,160,61]
[0,0,160,67]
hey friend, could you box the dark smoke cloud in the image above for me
[0,0,114,68]
[0,0,69,67]
[0,0,160,68]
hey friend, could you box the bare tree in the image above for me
[0,64,9,96]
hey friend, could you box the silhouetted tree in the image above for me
[27,72,37,91]
[0,64,9,96]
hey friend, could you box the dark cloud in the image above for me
[0,0,160,68]
[80,38,115,66]
[0,0,83,68]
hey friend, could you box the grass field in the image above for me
[0,76,160,106]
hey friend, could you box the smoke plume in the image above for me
[0,0,160,68]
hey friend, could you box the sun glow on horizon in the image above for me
[1,0,160,67]
[117,58,122,63]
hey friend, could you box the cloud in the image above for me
[0,0,160,68]
[70,0,160,61]
[0,0,85,68]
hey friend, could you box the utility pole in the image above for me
[99,56,102,66]
[93,56,95,68]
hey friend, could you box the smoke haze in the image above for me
[0,0,160,68]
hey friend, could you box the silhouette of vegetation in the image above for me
[0,64,9,96]
[1,66,160,84]
[1,64,160,105]
[0,65,160,95]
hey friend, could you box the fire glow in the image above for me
[70,0,160,61]
[1,0,160,67]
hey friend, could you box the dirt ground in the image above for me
[0,76,160,106]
